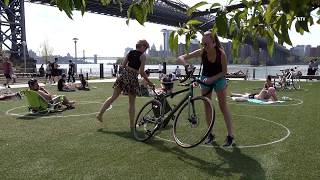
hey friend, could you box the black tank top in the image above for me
[127,50,143,70]
[201,48,222,77]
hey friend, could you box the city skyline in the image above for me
[22,2,320,58]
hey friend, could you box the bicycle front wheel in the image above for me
[173,96,215,148]
[134,99,162,142]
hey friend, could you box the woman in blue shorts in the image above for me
[177,31,234,147]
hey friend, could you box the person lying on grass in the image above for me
[231,87,278,102]
[0,92,21,101]
[28,78,75,109]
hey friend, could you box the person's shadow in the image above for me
[211,143,266,179]
[97,129,265,179]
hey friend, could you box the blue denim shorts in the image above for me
[200,76,227,92]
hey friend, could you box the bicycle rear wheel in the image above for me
[292,76,301,90]
[134,99,162,142]
[173,96,215,148]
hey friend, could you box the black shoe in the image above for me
[15,92,22,99]
[204,133,215,144]
[7,85,10,88]
[222,135,235,148]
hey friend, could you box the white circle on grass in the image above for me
[6,101,110,118]
[155,114,290,149]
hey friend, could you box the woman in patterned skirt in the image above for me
[96,40,154,130]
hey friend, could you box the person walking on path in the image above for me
[68,60,76,83]
[2,54,13,88]
[177,31,234,147]
[51,58,60,83]
[96,40,154,130]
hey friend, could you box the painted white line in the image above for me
[5,101,112,118]
[155,114,291,149]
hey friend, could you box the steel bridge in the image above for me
[1,0,289,65]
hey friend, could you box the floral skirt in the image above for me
[113,68,139,95]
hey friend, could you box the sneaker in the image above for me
[204,133,215,144]
[15,92,22,99]
[222,135,235,148]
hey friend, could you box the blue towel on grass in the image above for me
[247,99,284,104]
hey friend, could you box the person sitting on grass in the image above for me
[28,78,75,109]
[58,74,76,92]
[76,74,90,91]
[0,92,22,101]
[264,75,274,89]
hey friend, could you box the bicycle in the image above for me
[274,67,301,90]
[133,67,215,148]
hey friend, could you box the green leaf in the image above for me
[317,19,320,24]
[131,4,146,25]
[187,1,208,16]
[216,12,228,37]
[294,21,304,34]
[4,0,9,5]
[280,15,292,45]
[229,20,236,36]
[242,0,249,8]
[234,10,243,28]
[173,34,179,55]
[298,20,309,32]
[100,0,111,6]
[265,0,277,24]
[210,3,221,9]
[169,31,176,51]
[231,37,239,57]
[266,30,275,56]
[185,33,191,53]
[186,19,203,26]
[309,16,314,26]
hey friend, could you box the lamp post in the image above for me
[72,38,78,61]
[22,41,27,73]
[72,38,78,74]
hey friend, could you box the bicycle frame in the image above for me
[156,84,195,128]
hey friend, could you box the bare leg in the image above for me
[96,87,121,122]
[201,89,213,128]
[217,87,234,137]
[128,93,136,128]
[0,93,16,100]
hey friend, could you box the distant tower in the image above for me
[83,49,85,62]
[161,29,173,56]
[94,54,97,64]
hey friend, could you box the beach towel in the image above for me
[247,98,285,104]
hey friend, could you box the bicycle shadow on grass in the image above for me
[146,140,265,179]
[96,128,265,179]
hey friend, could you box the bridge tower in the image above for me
[0,0,28,59]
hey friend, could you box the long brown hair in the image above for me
[203,31,222,49]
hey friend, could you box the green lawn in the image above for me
[0,80,319,179]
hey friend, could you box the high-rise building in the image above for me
[161,29,173,56]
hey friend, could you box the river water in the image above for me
[37,64,309,80]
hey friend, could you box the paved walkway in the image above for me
[0,78,118,90]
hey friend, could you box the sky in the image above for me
[23,1,320,58]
